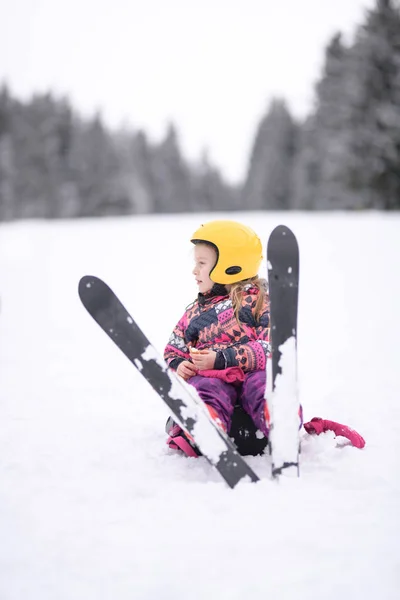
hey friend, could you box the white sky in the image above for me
[1,0,375,182]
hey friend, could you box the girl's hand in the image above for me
[190,349,217,371]
[177,360,198,381]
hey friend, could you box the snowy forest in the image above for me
[0,0,399,221]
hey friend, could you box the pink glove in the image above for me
[198,366,245,385]
[304,417,365,449]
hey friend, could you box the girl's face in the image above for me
[193,244,217,294]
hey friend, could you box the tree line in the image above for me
[0,0,399,220]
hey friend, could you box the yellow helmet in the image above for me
[191,220,263,284]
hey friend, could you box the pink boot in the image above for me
[304,417,365,449]
[166,423,200,458]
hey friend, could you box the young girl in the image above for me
[164,219,270,456]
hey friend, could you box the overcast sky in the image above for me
[1,0,375,182]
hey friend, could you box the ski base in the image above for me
[78,275,260,489]
[266,225,300,478]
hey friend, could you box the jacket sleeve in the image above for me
[215,299,270,373]
[164,313,191,371]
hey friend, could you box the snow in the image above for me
[268,336,299,476]
[1,212,400,599]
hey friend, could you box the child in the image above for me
[164,219,270,456]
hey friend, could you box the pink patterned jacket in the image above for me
[164,283,270,373]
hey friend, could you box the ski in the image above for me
[78,275,260,489]
[266,225,300,477]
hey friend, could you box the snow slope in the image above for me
[0,212,399,600]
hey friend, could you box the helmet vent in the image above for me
[225,266,242,276]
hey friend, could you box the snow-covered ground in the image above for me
[0,212,399,600]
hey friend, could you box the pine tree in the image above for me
[243,99,296,210]
[292,34,354,209]
[191,149,239,211]
[0,84,15,220]
[347,0,400,209]
[153,124,192,212]
[72,113,122,217]
[290,116,319,210]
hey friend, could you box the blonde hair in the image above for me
[229,276,268,324]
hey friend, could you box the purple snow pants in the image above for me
[188,370,269,437]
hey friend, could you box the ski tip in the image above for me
[270,225,295,238]
[268,225,298,252]
[78,275,101,297]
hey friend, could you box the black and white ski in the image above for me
[78,275,259,489]
[266,225,300,477]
